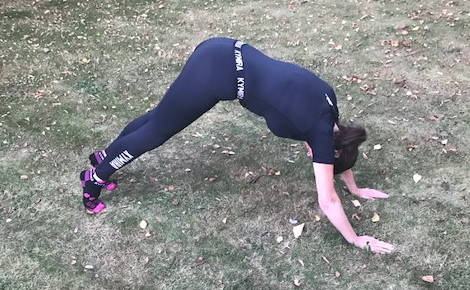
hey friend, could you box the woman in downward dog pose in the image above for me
[80,37,394,254]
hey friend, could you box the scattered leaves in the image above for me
[422,275,434,283]
[293,278,302,287]
[289,218,298,225]
[413,173,422,183]
[34,90,43,99]
[351,200,361,207]
[139,220,148,229]
[165,185,176,192]
[268,168,281,176]
[352,213,361,221]
[406,144,418,151]
[372,212,380,223]
[293,223,305,238]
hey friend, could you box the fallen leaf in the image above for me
[171,200,180,206]
[293,223,305,238]
[144,231,151,237]
[314,215,321,222]
[362,152,369,159]
[20,175,28,180]
[372,212,380,223]
[289,218,298,225]
[6,218,12,223]
[84,265,94,270]
[139,220,148,229]
[406,144,418,151]
[298,259,304,266]
[422,275,434,283]
[352,213,361,221]
[335,271,341,277]
[71,260,77,265]
[208,177,217,182]
[351,200,361,207]
[81,57,91,64]
[413,173,422,183]
[428,114,444,121]
[184,168,191,172]
[166,185,176,192]
[441,139,448,145]
[293,278,302,287]
[276,236,283,243]
[373,144,382,150]
[321,256,330,264]
[34,90,43,99]
[222,217,227,224]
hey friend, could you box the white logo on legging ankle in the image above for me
[109,150,134,169]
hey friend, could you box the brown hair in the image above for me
[333,124,367,175]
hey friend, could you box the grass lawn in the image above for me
[1,0,469,289]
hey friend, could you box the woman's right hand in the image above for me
[353,236,395,254]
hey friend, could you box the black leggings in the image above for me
[95,38,238,180]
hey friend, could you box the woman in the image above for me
[80,37,394,254]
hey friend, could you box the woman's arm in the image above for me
[313,163,357,243]
[340,169,389,199]
[313,163,395,253]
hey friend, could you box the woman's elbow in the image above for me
[318,194,341,212]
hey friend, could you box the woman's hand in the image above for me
[353,188,389,200]
[353,236,395,254]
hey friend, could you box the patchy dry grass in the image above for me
[1,0,469,289]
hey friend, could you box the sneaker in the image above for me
[80,168,107,214]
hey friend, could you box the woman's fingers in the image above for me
[359,188,390,199]
[371,190,389,198]
[371,240,395,254]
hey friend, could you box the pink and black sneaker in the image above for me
[80,168,108,214]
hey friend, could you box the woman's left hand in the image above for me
[353,188,389,200]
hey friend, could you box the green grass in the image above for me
[1,0,469,289]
